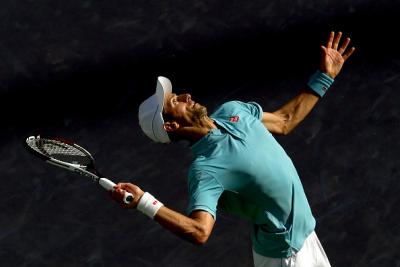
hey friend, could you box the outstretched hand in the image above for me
[320,31,355,79]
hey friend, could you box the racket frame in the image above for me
[25,136,100,182]
[25,135,134,203]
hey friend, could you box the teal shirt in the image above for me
[187,101,316,258]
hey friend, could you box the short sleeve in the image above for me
[187,171,224,220]
[237,101,263,120]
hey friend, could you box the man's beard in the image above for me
[192,104,208,124]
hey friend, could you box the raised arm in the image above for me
[263,31,355,135]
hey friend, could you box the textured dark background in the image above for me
[1,0,399,266]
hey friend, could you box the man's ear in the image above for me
[164,121,180,132]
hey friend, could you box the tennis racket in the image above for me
[25,135,134,204]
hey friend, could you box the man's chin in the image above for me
[193,105,208,119]
[199,106,208,116]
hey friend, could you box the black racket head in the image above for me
[25,135,96,170]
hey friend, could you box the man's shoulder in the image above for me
[216,100,245,110]
[213,100,250,115]
[212,100,262,120]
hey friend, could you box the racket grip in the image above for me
[99,178,134,204]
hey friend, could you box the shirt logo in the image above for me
[229,116,239,122]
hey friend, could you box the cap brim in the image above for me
[138,76,173,143]
[155,76,172,106]
[153,76,172,143]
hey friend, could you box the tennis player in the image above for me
[112,31,355,267]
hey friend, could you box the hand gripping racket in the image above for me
[25,135,134,204]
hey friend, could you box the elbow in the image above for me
[193,233,210,246]
[279,126,288,136]
[191,227,211,246]
[186,211,214,246]
[272,112,292,135]
[281,124,291,135]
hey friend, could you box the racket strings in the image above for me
[36,139,92,166]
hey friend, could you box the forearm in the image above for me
[154,206,211,245]
[112,183,214,245]
[266,30,355,135]
[273,88,319,134]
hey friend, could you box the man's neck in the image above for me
[182,116,217,144]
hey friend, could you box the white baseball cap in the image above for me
[138,76,172,143]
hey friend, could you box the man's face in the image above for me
[163,92,207,126]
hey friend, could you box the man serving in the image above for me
[112,31,355,267]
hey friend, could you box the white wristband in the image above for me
[137,192,163,219]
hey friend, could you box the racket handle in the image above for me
[99,178,134,204]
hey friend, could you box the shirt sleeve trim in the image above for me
[248,101,263,120]
[187,205,217,220]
